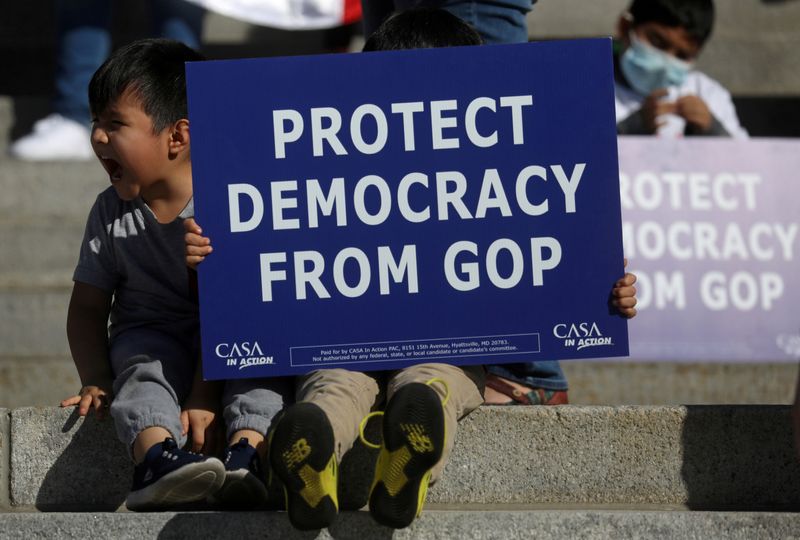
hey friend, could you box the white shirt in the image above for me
[615,70,748,139]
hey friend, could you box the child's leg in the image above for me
[109,326,224,510]
[387,363,484,483]
[133,427,173,463]
[214,377,292,507]
[109,328,196,457]
[223,377,291,453]
[269,369,380,530]
[295,369,381,460]
[368,363,483,528]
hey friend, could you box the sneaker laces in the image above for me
[161,450,179,461]
[358,377,450,449]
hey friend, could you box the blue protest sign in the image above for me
[186,39,629,380]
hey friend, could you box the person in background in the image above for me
[185,8,639,529]
[360,0,537,45]
[614,0,747,138]
[10,0,204,161]
[361,0,583,407]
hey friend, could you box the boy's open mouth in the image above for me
[101,157,123,181]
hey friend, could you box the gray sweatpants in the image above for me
[109,325,288,457]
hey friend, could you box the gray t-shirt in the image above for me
[73,186,198,340]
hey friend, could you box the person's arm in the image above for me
[60,282,114,418]
[182,216,222,452]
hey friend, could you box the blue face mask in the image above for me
[620,31,692,96]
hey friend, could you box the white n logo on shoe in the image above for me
[283,438,312,471]
[401,423,434,453]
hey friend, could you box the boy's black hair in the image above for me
[363,7,482,52]
[88,38,204,132]
[628,0,714,45]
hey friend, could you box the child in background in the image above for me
[60,38,287,511]
[614,0,747,138]
[186,7,638,530]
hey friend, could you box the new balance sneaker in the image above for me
[212,437,269,509]
[269,403,338,530]
[369,382,445,529]
[9,114,94,161]
[126,438,225,511]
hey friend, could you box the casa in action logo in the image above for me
[215,341,274,370]
[553,322,613,350]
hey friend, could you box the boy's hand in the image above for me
[184,218,213,269]
[180,399,219,455]
[60,383,113,420]
[676,95,712,132]
[611,259,638,318]
[181,363,223,454]
[639,88,678,133]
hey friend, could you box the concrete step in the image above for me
[1,358,796,409]
[0,159,106,220]
[0,289,70,357]
[0,357,79,409]
[561,361,798,406]
[0,221,83,277]
[1,509,799,539]
[3,406,799,511]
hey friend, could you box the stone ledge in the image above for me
[7,406,800,511]
[1,509,799,540]
[2,361,797,409]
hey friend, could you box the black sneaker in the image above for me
[213,437,269,509]
[269,403,338,530]
[368,382,445,529]
[126,438,225,511]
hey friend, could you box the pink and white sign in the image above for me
[619,137,800,362]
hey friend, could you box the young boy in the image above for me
[614,0,748,138]
[186,8,638,530]
[60,38,287,511]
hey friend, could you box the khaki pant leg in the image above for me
[386,363,484,483]
[295,368,381,461]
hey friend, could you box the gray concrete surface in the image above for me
[433,405,800,509]
[0,159,105,220]
[1,509,800,540]
[0,222,84,276]
[1,359,797,409]
[8,406,800,510]
[0,290,71,357]
[9,408,131,510]
[1,409,8,509]
[0,358,79,410]
[561,361,799,405]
